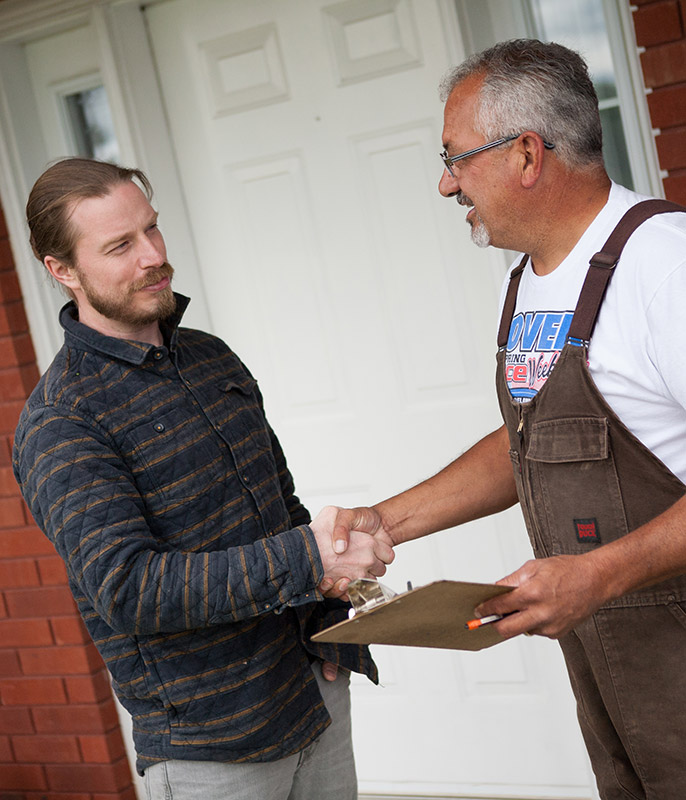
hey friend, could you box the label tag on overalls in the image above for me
[574,518,600,543]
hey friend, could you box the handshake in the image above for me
[309,505,395,597]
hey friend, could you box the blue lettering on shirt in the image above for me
[508,311,573,352]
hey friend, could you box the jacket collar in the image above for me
[59,293,191,365]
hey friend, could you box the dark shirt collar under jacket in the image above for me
[59,292,190,364]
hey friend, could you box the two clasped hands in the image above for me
[309,505,392,597]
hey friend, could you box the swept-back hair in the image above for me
[26,157,153,266]
[440,39,604,169]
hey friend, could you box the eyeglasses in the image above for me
[440,133,555,177]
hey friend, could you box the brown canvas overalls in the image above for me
[496,200,686,798]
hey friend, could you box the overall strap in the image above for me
[567,199,685,344]
[497,254,528,348]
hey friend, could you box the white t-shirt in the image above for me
[499,182,686,482]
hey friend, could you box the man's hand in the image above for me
[331,505,384,553]
[474,553,610,640]
[309,506,394,592]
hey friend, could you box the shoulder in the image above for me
[175,327,257,385]
[601,185,686,295]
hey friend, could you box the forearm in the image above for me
[586,493,686,600]
[479,493,686,640]
[375,425,519,545]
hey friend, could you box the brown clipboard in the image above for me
[311,580,513,651]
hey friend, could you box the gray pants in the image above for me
[144,662,356,800]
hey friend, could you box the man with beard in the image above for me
[327,40,686,798]
[13,157,392,799]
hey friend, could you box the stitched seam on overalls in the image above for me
[593,614,649,800]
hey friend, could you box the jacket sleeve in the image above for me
[13,405,324,636]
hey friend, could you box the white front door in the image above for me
[142,1,595,797]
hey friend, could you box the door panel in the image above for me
[144,0,595,795]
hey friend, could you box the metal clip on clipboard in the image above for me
[347,578,399,618]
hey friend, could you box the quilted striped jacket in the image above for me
[13,295,376,774]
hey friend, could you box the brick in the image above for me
[0,464,21,496]
[0,496,24,527]
[0,526,56,558]
[633,1,682,47]
[648,83,686,130]
[0,763,47,791]
[0,734,12,761]
[19,643,103,676]
[37,556,68,586]
[0,676,66,706]
[0,649,22,677]
[0,706,33,734]
[0,238,14,271]
[640,40,686,87]
[46,757,131,792]
[0,434,10,466]
[0,401,26,435]
[0,617,53,647]
[656,126,686,169]
[0,272,21,304]
[0,334,36,369]
[4,585,75,618]
[32,701,119,735]
[93,790,138,800]
[0,592,6,618]
[23,794,89,800]
[664,172,686,203]
[79,728,127,763]
[65,670,112,705]
[24,795,91,800]
[0,364,40,402]
[12,733,81,764]
[0,302,29,338]
[50,616,90,646]
[0,557,40,587]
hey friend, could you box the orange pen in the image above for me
[465,614,504,630]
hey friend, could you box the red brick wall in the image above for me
[632,0,686,203]
[0,207,135,799]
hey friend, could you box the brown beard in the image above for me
[76,262,177,327]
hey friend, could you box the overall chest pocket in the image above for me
[525,416,629,555]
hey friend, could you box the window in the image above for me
[62,83,120,162]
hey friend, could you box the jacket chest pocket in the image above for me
[525,416,629,555]
[122,406,227,514]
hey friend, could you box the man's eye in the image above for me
[110,241,129,253]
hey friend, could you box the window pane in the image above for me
[64,85,120,163]
[601,105,633,188]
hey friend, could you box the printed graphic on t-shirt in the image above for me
[506,310,574,401]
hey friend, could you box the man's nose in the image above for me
[438,167,459,198]
[139,237,166,267]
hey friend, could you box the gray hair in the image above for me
[439,39,604,169]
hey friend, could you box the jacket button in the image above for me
[154,423,165,433]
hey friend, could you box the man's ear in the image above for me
[43,255,81,291]
[517,132,547,189]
